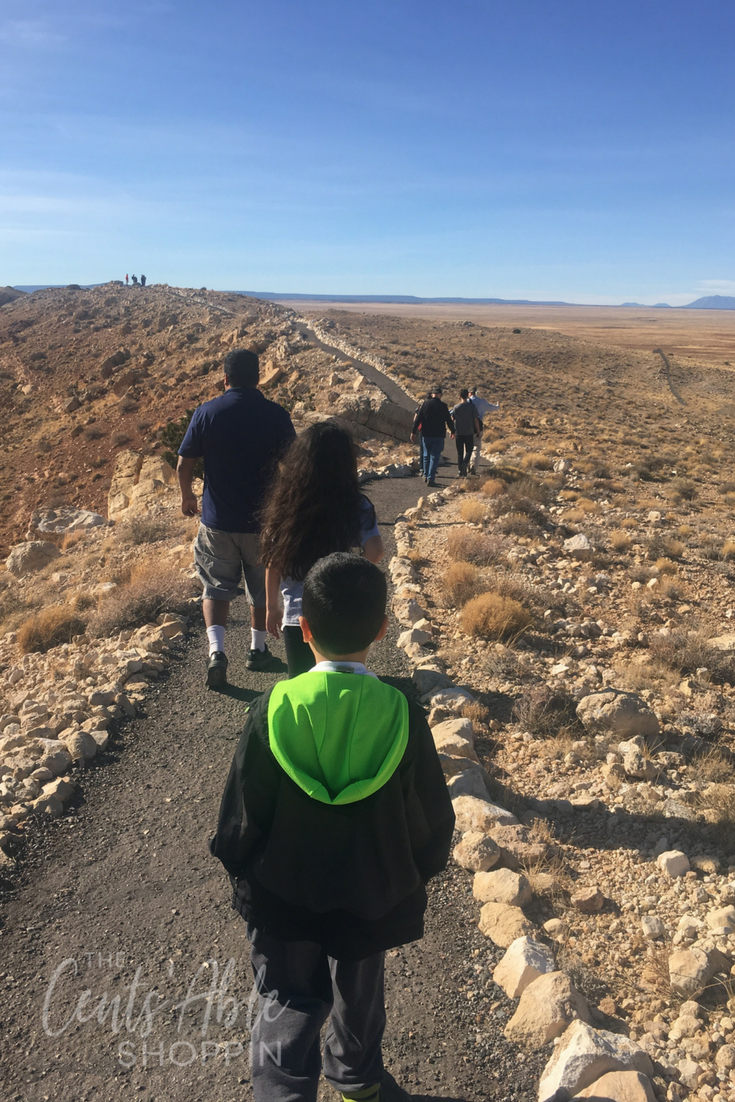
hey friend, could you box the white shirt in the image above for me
[311,660,378,679]
[470,395,499,419]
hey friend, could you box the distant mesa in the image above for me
[237,292,574,306]
[620,301,671,308]
[683,295,735,310]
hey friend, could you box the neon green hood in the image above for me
[267,671,409,805]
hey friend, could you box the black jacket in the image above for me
[412,397,455,439]
[210,681,455,960]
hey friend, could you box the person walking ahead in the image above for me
[410,385,454,487]
[450,388,481,477]
[210,553,454,1102]
[177,348,295,688]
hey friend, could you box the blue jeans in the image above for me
[422,437,445,482]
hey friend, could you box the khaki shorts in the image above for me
[194,525,266,605]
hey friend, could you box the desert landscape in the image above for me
[2,285,735,1102]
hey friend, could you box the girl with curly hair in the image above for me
[260,421,384,676]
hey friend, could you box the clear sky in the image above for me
[2,0,734,304]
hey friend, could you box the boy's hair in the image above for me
[302,553,386,655]
[224,348,259,388]
[459,388,469,399]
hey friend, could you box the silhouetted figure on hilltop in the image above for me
[125,274,129,285]
[140,274,146,287]
[131,274,139,285]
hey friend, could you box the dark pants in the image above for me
[283,625,315,678]
[248,924,386,1102]
[455,434,473,474]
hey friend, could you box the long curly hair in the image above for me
[260,421,376,581]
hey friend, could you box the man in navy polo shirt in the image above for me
[177,348,295,688]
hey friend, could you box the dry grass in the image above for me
[610,530,633,553]
[116,515,176,545]
[678,524,694,538]
[655,557,679,575]
[481,478,506,497]
[442,561,484,607]
[87,563,195,637]
[17,605,87,654]
[649,628,735,684]
[722,540,735,561]
[497,511,541,537]
[691,749,735,787]
[459,499,487,524]
[512,685,582,739]
[520,452,553,471]
[461,701,491,727]
[446,528,504,565]
[620,517,638,530]
[698,783,735,824]
[461,592,531,640]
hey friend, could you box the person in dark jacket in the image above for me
[210,553,455,1102]
[450,389,481,477]
[409,386,454,486]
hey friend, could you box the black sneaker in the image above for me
[380,1071,412,1101]
[206,651,228,689]
[246,644,276,671]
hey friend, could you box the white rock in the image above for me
[640,915,666,940]
[6,541,61,578]
[563,534,594,561]
[28,507,105,534]
[657,850,690,878]
[577,690,659,739]
[537,1020,654,1102]
[396,626,431,648]
[668,947,717,997]
[431,716,475,747]
[420,687,475,709]
[505,971,590,1049]
[452,795,518,832]
[493,936,556,998]
[571,1070,656,1101]
[706,905,735,931]
[473,868,532,907]
[479,902,536,947]
[453,831,501,872]
[446,763,490,801]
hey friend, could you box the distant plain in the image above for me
[279,301,735,364]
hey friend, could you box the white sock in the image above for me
[251,629,267,652]
[207,625,226,656]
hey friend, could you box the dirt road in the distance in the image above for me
[0,469,545,1102]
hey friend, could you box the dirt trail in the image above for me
[0,462,542,1102]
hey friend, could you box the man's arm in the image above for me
[265,567,282,638]
[177,456,199,517]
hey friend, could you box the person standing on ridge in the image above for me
[410,385,454,487]
[177,348,295,688]
[450,389,481,477]
[468,385,499,474]
[125,274,129,286]
[140,274,146,287]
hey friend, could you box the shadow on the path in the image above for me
[212,683,264,703]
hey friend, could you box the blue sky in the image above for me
[1,0,734,304]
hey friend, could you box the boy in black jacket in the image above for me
[210,553,455,1102]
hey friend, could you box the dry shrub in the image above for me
[562,508,585,524]
[443,562,484,607]
[722,540,735,561]
[461,592,531,640]
[73,591,97,612]
[521,452,553,471]
[649,629,735,683]
[718,481,735,495]
[678,524,694,538]
[446,528,503,565]
[88,563,195,638]
[655,557,678,575]
[117,515,174,545]
[512,685,582,739]
[459,499,487,524]
[610,530,633,553]
[575,497,598,513]
[462,701,490,727]
[481,478,506,497]
[658,576,683,602]
[497,511,541,538]
[559,489,579,502]
[671,477,697,501]
[621,517,638,530]
[691,749,735,787]
[61,531,86,551]
[17,605,87,654]
[698,783,735,824]
[648,535,685,561]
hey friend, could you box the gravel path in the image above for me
[0,470,544,1102]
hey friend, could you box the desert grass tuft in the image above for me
[610,530,633,553]
[459,499,488,524]
[481,478,506,497]
[87,563,195,638]
[446,528,504,566]
[442,561,484,608]
[17,605,87,654]
[461,592,531,640]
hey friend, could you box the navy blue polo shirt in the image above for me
[178,387,295,533]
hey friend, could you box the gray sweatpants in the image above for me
[247,925,386,1102]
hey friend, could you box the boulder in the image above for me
[433,726,477,761]
[656,850,689,878]
[571,887,604,914]
[446,763,490,800]
[668,947,717,997]
[538,1020,654,1102]
[487,823,549,869]
[61,730,98,763]
[108,451,177,518]
[453,831,501,872]
[28,507,106,535]
[397,625,431,648]
[576,691,659,740]
[640,916,665,940]
[36,741,73,777]
[505,971,591,1049]
[706,905,735,931]
[452,795,518,832]
[563,533,594,561]
[478,902,536,947]
[493,936,556,998]
[473,868,532,907]
[571,1070,656,1101]
[431,717,475,745]
[6,541,61,578]
[411,666,452,695]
